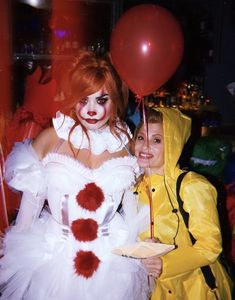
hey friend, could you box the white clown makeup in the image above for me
[135,123,164,175]
[75,88,113,131]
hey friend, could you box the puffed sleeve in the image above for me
[161,172,222,278]
[4,139,47,231]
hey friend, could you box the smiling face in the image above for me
[135,122,164,175]
[75,88,113,130]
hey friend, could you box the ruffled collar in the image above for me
[52,111,131,155]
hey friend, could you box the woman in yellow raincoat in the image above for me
[134,107,233,300]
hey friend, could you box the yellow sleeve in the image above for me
[161,174,222,279]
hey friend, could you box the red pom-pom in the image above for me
[71,218,98,241]
[76,183,104,211]
[74,250,100,278]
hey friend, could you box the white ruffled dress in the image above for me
[0,114,149,300]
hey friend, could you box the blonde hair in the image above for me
[134,108,163,140]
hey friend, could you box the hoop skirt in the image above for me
[0,140,149,300]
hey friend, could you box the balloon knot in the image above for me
[135,94,144,110]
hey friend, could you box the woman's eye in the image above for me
[153,138,161,144]
[136,135,144,141]
[80,98,88,105]
[97,97,108,105]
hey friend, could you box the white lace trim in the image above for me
[52,111,131,155]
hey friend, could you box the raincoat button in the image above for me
[168,290,172,294]
[152,188,155,192]
[172,208,178,213]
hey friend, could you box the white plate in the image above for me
[112,241,175,259]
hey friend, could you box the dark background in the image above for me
[12,0,235,126]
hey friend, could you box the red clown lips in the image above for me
[71,218,98,242]
[76,182,104,211]
[74,250,100,278]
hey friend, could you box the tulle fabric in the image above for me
[0,212,149,300]
[0,140,149,300]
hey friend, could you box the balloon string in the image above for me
[140,98,154,240]
[135,94,143,111]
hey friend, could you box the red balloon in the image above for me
[110,4,184,97]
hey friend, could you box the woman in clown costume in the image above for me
[0,50,149,300]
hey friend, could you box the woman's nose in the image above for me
[141,140,151,151]
[87,111,97,116]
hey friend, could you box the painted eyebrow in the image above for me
[96,93,109,100]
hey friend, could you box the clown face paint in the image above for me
[75,89,113,130]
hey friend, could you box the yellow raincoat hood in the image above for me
[155,107,191,179]
[136,107,192,210]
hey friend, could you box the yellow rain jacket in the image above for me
[136,107,233,300]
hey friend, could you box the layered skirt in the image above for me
[0,212,149,300]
